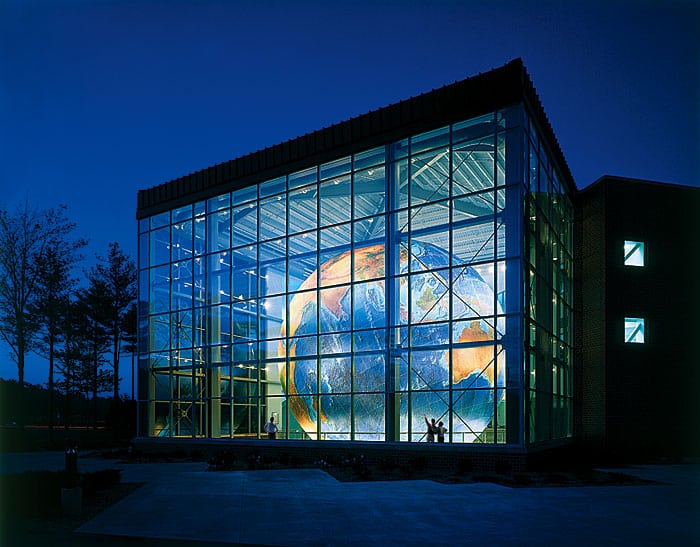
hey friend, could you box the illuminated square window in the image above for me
[624,317,645,344]
[624,241,645,267]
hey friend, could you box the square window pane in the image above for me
[353,216,385,247]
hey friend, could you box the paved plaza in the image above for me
[2,451,699,546]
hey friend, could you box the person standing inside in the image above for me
[423,415,437,443]
[264,416,279,439]
[436,421,447,443]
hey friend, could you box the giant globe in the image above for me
[279,240,503,442]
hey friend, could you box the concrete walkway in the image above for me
[2,452,699,546]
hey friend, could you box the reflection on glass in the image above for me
[624,240,645,267]
[624,317,645,343]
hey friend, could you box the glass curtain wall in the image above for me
[138,107,528,443]
[523,116,574,443]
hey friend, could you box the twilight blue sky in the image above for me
[1,0,698,386]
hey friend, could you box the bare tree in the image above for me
[0,202,81,397]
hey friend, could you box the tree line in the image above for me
[0,201,137,440]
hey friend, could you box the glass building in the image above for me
[137,59,575,447]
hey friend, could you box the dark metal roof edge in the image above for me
[137,58,576,218]
[582,175,700,194]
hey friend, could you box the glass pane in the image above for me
[291,334,318,357]
[232,245,257,301]
[259,239,286,296]
[352,245,385,282]
[452,220,495,265]
[409,270,449,323]
[208,304,231,345]
[353,216,384,247]
[149,314,170,352]
[353,329,385,353]
[259,195,286,240]
[409,391,448,442]
[172,260,193,310]
[289,166,317,190]
[232,185,257,206]
[452,266,496,319]
[319,394,351,440]
[150,227,170,266]
[288,289,318,337]
[261,295,285,339]
[207,252,231,305]
[172,220,193,262]
[354,393,384,440]
[452,113,495,143]
[353,353,385,392]
[259,176,286,198]
[452,138,495,194]
[411,125,449,154]
[320,223,350,250]
[353,280,385,328]
[353,146,385,170]
[452,192,494,221]
[288,184,317,234]
[319,247,351,288]
[172,310,193,349]
[233,301,257,340]
[208,193,230,212]
[410,149,450,207]
[624,241,645,267]
[624,317,645,343]
[150,211,169,230]
[320,156,351,180]
[410,200,449,232]
[289,256,317,294]
[172,204,192,223]
[139,232,149,269]
[232,203,257,248]
[207,209,230,253]
[320,175,351,226]
[354,165,386,218]
[149,265,170,314]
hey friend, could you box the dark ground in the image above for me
[0,449,675,547]
[1,480,263,547]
